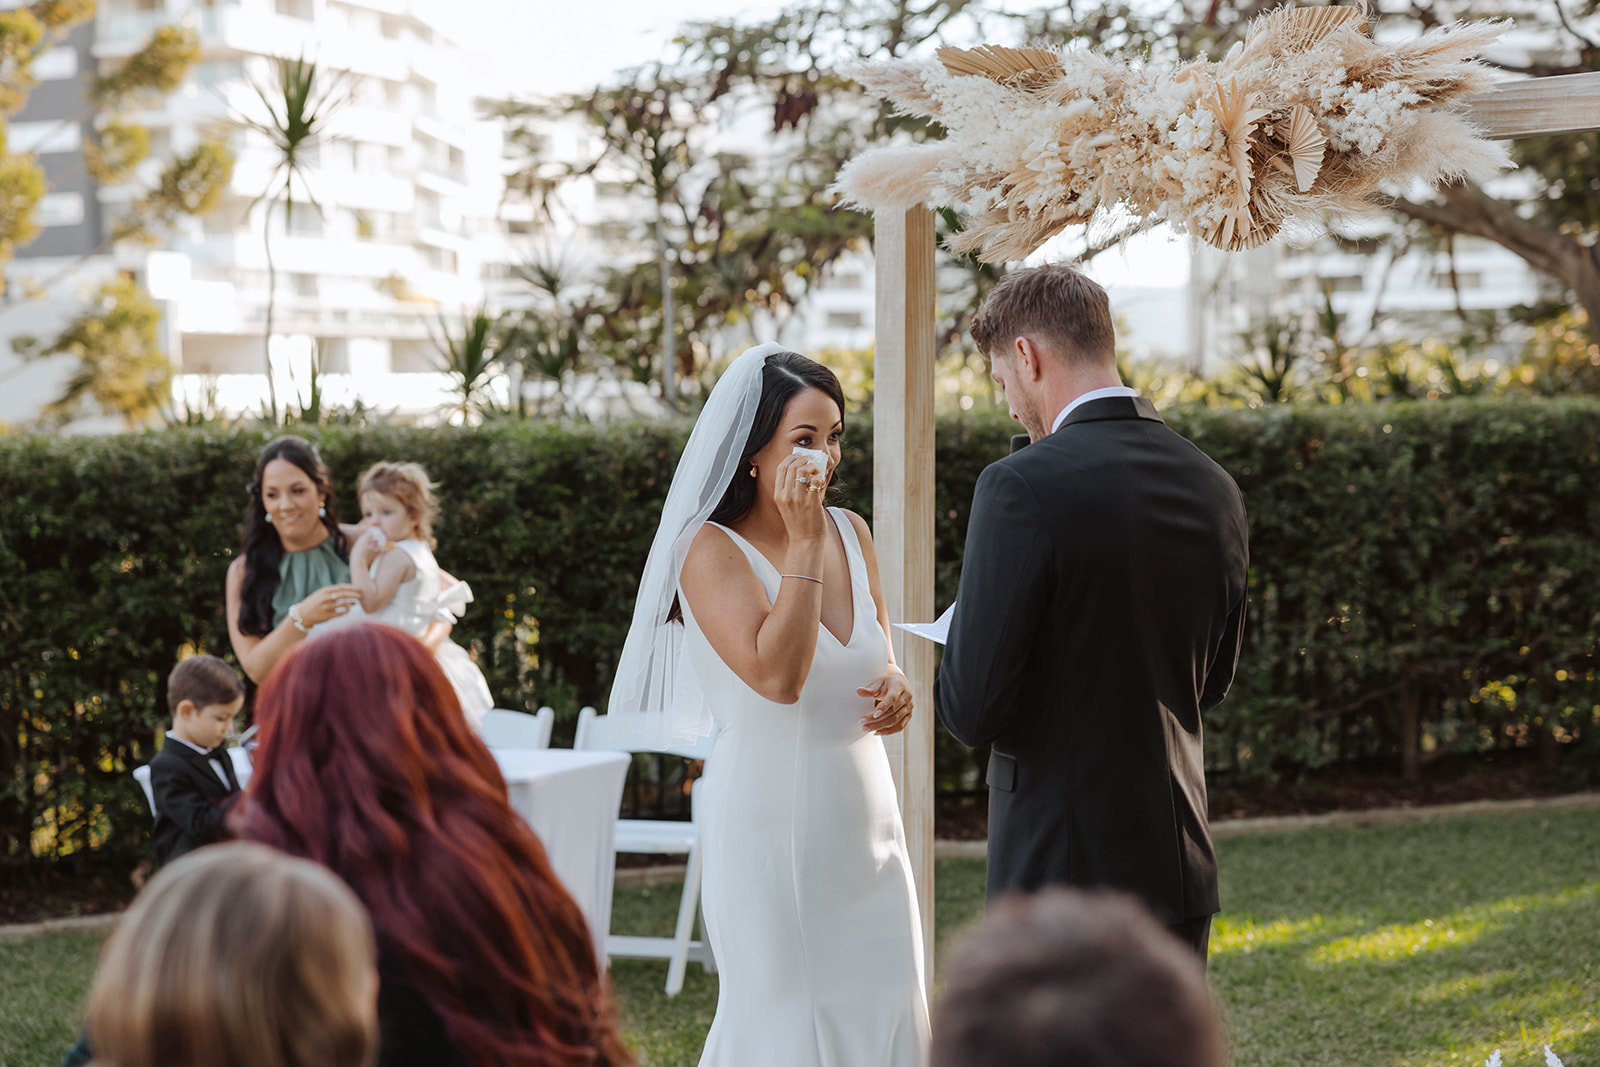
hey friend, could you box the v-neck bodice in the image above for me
[707,509,868,648]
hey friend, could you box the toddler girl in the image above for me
[350,461,494,728]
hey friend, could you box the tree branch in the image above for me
[1383,179,1600,335]
[1554,0,1600,52]
[1381,183,1572,281]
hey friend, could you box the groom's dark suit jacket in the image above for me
[150,738,240,865]
[935,396,1249,923]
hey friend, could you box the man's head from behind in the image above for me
[971,264,1118,441]
[932,889,1223,1067]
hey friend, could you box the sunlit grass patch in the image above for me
[1311,915,1490,963]
[1412,968,1523,1004]
[1212,914,1351,956]
[1213,808,1600,1067]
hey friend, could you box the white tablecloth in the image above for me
[490,747,631,964]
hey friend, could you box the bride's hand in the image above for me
[774,452,828,543]
[858,672,913,735]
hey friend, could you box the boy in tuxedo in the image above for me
[149,655,246,865]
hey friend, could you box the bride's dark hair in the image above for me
[237,436,348,637]
[668,351,847,624]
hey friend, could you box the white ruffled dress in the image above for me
[364,539,494,728]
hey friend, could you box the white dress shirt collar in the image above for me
[1050,386,1139,435]
[168,733,232,787]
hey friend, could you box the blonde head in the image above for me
[85,842,378,1067]
[357,461,440,547]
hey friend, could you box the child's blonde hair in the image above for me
[358,461,439,547]
[85,842,377,1067]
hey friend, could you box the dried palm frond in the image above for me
[1205,179,1291,251]
[1285,105,1327,191]
[936,45,1063,91]
[1204,78,1272,205]
[1240,3,1367,58]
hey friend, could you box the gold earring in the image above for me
[749,465,757,478]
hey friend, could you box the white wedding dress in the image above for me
[681,509,930,1067]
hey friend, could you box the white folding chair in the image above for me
[229,747,254,790]
[575,706,715,996]
[132,765,157,819]
[479,707,555,749]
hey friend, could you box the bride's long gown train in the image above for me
[682,508,930,1067]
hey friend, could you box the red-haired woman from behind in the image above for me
[232,623,630,1067]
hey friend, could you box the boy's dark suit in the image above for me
[935,396,1249,943]
[149,739,240,864]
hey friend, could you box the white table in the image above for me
[490,747,631,964]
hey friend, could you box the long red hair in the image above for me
[231,624,629,1067]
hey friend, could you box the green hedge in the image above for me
[3,400,1599,877]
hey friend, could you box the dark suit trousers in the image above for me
[1169,915,1212,966]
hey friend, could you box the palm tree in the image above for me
[238,56,345,424]
[431,305,501,421]
[505,253,590,417]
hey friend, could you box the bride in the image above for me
[612,343,930,1066]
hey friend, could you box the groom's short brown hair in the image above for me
[931,889,1222,1067]
[970,264,1116,367]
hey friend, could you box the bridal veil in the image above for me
[608,342,786,745]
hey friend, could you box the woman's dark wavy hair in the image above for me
[668,350,847,623]
[231,624,630,1067]
[237,436,348,637]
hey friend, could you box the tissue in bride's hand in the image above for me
[791,446,830,476]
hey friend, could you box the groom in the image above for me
[935,264,1249,961]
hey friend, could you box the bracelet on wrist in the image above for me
[287,604,310,634]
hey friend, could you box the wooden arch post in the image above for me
[873,204,938,988]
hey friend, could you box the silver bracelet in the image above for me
[287,604,310,634]
[780,573,823,584]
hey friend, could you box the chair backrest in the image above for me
[229,747,254,790]
[573,707,714,760]
[132,765,156,820]
[480,707,556,750]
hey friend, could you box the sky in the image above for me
[474,1,790,97]
[475,0,1189,311]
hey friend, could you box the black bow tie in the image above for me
[204,744,228,759]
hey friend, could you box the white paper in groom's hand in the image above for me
[894,602,956,645]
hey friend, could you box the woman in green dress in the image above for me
[226,436,364,683]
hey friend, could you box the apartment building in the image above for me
[2,0,518,425]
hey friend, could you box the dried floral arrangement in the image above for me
[835,4,1512,259]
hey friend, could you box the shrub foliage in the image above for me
[3,400,1598,876]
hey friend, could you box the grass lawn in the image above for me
[3,807,1595,1067]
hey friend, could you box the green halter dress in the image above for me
[269,539,351,627]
